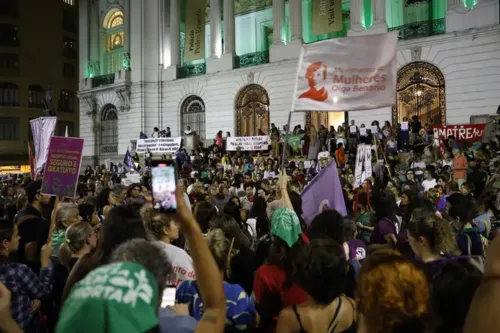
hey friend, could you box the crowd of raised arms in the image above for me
[1,116,500,333]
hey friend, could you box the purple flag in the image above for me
[301,160,347,223]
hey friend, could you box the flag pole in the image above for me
[281,111,293,170]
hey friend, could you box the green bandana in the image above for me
[285,134,305,152]
[56,262,159,333]
[271,207,302,247]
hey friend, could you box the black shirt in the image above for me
[410,121,422,133]
[17,204,50,273]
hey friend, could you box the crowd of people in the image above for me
[0,116,500,333]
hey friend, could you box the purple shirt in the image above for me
[436,194,449,212]
[348,238,367,260]
[370,217,398,245]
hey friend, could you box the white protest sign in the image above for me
[371,126,378,133]
[354,145,365,189]
[226,136,270,151]
[364,144,372,182]
[401,122,409,131]
[121,173,141,186]
[136,137,182,154]
[360,128,367,136]
[350,126,357,134]
[292,32,397,112]
[354,144,372,189]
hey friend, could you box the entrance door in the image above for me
[235,84,270,136]
[393,61,446,125]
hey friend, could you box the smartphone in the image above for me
[161,287,176,308]
[151,160,178,212]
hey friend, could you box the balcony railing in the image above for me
[91,73,115,88]
[236,50,269,68]
[179,63,206,79]
[100,144,118,155]
[388,18,445,41]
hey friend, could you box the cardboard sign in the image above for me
[41,137,84,198]
[226,136,270,151]
[136,137,182,154]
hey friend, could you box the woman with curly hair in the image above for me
[356,249,433,333]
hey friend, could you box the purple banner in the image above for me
[41,137,84,198]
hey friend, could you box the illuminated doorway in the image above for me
[235,84,270,136]
[392,61,446,125]
[306,111,346,130]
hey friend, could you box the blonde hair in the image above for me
[59,222,94,269]
[206,229,233,272]
[56,203,79,229]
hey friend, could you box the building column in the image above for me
[348,0,363,35]
[370,0,387,33]
[89,1,100,76]
[210,0,222,58]
[78,0,89,81]
[166,0,181,80]
[272,0,285,45]
[289,0,302,43]
[123,0,131,54]
[223,0,235,56]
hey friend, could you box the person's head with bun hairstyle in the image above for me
[59,222,97,270]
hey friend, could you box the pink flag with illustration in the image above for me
[41,137,84,198]
[292,32,398,112]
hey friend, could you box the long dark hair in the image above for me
[209,214,251,250]
[96,205,148,264]
[268,236,306,288]
[250,197,269,237]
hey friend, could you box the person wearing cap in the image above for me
[16,180,52,274]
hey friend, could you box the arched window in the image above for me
[100,104,118,154]
[102,9,125,74]
[181,95,206,139]
[28,85,44,108]
[59,89,75,112]
[0,82,19,106]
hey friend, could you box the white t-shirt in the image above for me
[411,161,426,175]
[422,179,437,192]
[155,241,195,287]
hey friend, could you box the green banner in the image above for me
[285,134,305,152]
[311,0,343,36]
[184,0,206,62]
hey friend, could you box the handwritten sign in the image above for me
[136,137,182,153]
[41,137,84,197]
[349,126,357,134]
[431,124,486,142]
[401,122,409,131]
[360,128,367,136]
[226,136,271,151]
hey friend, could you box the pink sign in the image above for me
[41,137,84,198]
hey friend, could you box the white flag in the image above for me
[292,32,398,112]
[30,117,57,173]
